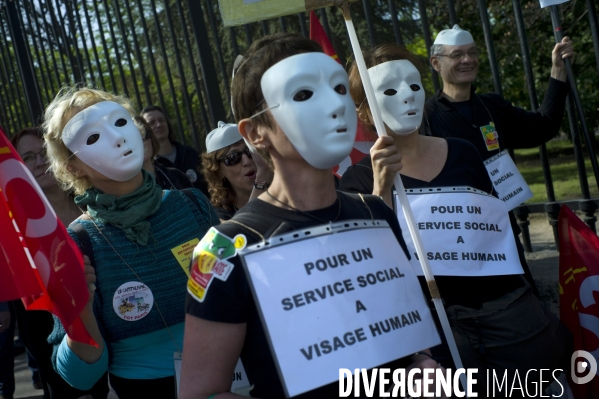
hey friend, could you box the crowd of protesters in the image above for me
[0,23,576,399]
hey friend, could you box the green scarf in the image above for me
[75,170,162,245]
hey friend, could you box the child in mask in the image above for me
[180,34,444,399]
[340,44,572,395]
[43,87,218,399]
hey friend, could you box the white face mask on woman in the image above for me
[368,60,425,136]
[62,101,144,181]
[259,52,357,169]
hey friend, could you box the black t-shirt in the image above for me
[185,192,412,398]
[339,138,524,308]
[214,206,235,221]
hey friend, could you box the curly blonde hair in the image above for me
[201,146,237,213]
[42,86,138,195]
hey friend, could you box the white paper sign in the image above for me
[539,0,569,8]
[395,187,523,277]
[239,221,440,398]
[484,150,533,211]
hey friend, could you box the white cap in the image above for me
[205,121,242,153]
[433,25,474,46]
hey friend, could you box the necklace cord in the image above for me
[264,190,341,223]
[87,216,182,353]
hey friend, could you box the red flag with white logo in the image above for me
[0,129,94,345]
[559,205,599,398]
[309,10,375,177]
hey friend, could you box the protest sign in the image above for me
[239,220,439,397]
[395,187,523,277]
[484,150,533,210]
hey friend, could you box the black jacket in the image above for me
[424,78,569,160]
[155,141,209,197]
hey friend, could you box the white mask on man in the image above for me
[368,60,425,136]
[259,52,357,169]
[62,101,144,181]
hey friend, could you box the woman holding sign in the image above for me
[181,33,444,398]
[43,87,218,398]
[340,44,572,394]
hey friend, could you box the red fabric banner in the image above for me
[0,129,94,345]
[309,10,375,177]
[559,205,599,398]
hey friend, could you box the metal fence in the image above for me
[0,0,597,250]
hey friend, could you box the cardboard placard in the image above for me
[484,150,533,211]
[395,187,523,277]
[239,220,439,397]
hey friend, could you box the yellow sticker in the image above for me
[171,238,200,278]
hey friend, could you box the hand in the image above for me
[371,136,402,206]
[551,36,575,81]
[0,310,10,333]
[82,255,96,313]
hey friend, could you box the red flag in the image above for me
[309,10,376,177]
[0,129,95,346]
[559,205,599,398]
[309,10,340,64]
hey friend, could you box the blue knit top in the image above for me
[51,189,218,385]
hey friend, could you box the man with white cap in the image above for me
[425,24,574,159]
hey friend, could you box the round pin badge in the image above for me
[112,281,154,321]
[186,169,198,183]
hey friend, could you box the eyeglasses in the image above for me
[436,49,481,60]
[21,149,47,166]
[219,148,252,166]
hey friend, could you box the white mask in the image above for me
[62,101,143,181]
[260,52,357,169]
[368,60,425,136]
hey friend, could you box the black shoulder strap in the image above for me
[70,222,95,267]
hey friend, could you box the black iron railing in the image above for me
[0,0,597,250]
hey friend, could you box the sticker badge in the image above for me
[186,169,198,183]
[187,227,246,302]
[171,238,200,278]
[480,122,499,151]
[112,282,154,321]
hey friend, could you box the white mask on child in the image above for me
[368,60,425,136]
[260,52,357,169]
[62,101,143,181]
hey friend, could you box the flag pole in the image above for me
[336,0,468,391]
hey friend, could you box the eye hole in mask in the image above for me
[293,90,313,102]
[115,118,128,127]
[334,84,347,95]
[384,89,397,96]
[410,84,421,92]
[86,134,100,145]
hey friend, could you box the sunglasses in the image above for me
[219,148,252,166]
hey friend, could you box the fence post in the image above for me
[185,0,226,130]
[5,0,42,124]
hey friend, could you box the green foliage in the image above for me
[2,0,598,157]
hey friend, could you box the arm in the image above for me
[499,37,574,149]
[179,314,247,399]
